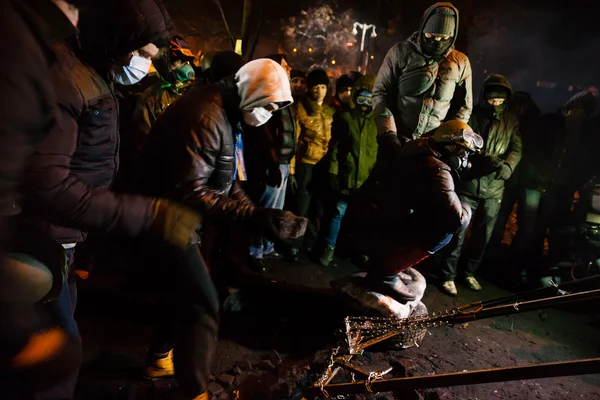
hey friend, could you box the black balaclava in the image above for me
[483,85,509,112]
[422,6,456,58]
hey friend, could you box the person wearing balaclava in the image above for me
[372,2,472,165]
[130,35,197,154]
[319,75,379,267]
[335,120,480,318]
[292,69,336,254]
[438,74,522,297]
[137,58,306,399]
[14,1,203,398]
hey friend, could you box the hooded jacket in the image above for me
[339,137,471,259]
[20,0,172,244]
[329,75,379,194]
[138,59,293,222]
[460,74,522,200]
[372,2,472,140]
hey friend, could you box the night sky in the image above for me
[165,0,600,111]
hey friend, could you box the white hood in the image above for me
[235,59,293,111]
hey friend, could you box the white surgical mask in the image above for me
[112,55,152,86]
[243,107,272,127]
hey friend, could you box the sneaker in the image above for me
[319,245,335,267]
[442,280,458,296]
[145,349,175,379]
[465,276,482,291]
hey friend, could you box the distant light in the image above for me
[483,69,487,74]
[331,60,336,65]
[370,55,374,59]
[568,85,574,92]
[346,42,354,47]
[293,48,297,53]
[308,47,313,53]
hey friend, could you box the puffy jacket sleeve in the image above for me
[373,44,401,138]
[23,67,154,237]
[414,167,471,251]
[177,117,255,221]
[450,55,473,123]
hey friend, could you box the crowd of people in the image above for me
[1,0,599,399]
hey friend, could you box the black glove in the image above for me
[377,132,404,164]
[496,163,513,180]
[328,173,340,192]
[288,174,298,194]
[149,199,202,248]
[265,165,282,188]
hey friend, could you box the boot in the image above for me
[368,274,417,302]
[145,349,175,379]
[319,245,335,267]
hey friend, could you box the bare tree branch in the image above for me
[213,0,235,49]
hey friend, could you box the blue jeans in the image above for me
[35,247,80,400]
[249,164,290,258]
[325,200,348,248]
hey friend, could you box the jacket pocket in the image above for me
[303,141,325,162]
[79,96,115,147]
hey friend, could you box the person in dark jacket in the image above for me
[439,74,522,296]
[138,59,305,399]
[204,50,245,84]
[245,55,298,271]
[0,0,82,394]
[334,74,354,113]
[17,1,202,398]
[337,120,480,315]
[319,74,378,267]
[290,69,307,99]
[373,2,472,163]
[513,90,597,284]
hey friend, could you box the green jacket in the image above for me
[329,76,379,194]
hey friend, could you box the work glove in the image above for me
[288,174,298,194]
[265,165,282,188]
[496,163,513,180]
[328,173,340,192]
[377,132,404,165]
[149,199,201,248]
[249,208,307,242]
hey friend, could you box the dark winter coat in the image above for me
[138,77,256,221]
[460,74,522,200]
[372,2,472,140]
[339,138,471,260]
[0,0,75,219]
[329,75,379,194]
[19,0,173,244]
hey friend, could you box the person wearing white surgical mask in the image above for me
[14,1,195,398]
[136,57,305,398]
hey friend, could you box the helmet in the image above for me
[170,35,195,62]
[433,120,483,152]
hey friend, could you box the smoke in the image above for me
[467,1,600,112]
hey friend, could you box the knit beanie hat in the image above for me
[484,85,509,100]
[336,74,353,89]
[423,6,456,37]
[307,69,329,88]
[564,90,596,116]
[290,69,306,81]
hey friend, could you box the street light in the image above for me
[352,22,377,72]
[352,22,377,52]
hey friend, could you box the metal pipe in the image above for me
[307,358,600,397]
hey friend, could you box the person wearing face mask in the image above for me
[438,74,522,296]
[319,75,379,267]
[137,59,306,398]
[372,2,472,166]
[14,1,204,398]
[130,36,197,156]
[334,120,480,318]
[293,69,336,254]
